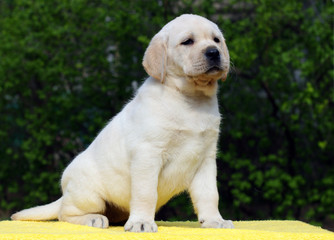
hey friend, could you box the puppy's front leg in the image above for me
[124,149,160,232]
[189,157,234,229]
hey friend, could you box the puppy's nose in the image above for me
[205,47,220,62]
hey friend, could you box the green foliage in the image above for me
[0,0,165,211]
[217,0,334,229]
[0,0,333,230]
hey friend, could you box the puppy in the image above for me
[11,14,234,232]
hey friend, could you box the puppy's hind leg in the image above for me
[59,191,109,229]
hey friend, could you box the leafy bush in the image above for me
[0,0,333,230]
[217,0,334,228]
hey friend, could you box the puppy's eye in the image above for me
[214,37,220,43]
[181,39,194,45]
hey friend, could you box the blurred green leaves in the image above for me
[218,0,333,229]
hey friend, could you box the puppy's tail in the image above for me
[11,197,62,221]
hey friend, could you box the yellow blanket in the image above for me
[0,220,333,240]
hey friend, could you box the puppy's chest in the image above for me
[159,114,220,186]
[162,127,218,164]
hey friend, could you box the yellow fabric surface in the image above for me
[0,220,333,240]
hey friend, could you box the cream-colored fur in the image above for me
[11,14,234,232]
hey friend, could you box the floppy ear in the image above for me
[221,72,228,82]
[142,33,168,83]
[221,40,230,82]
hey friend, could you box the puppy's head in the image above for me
[143,14,229,97]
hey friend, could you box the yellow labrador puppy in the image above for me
[12,14,234,232]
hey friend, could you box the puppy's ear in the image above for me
[221,72,228,82]
[142,33,168,83]
[221,40,230,82]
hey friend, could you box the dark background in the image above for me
[0,0,333,231]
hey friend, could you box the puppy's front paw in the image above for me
[124,219,158,232]
[85,214,109,228]
[200,218,234,229]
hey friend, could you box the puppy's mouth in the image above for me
[205,66,222,74]
[190,73,221,87]
[186,64,227,87]
[194,79,214,87]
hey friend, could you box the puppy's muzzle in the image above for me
[205,47,221,73]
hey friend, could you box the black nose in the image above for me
[205,47,220,62]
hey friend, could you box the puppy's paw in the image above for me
[200,218,234,229]
[124,219,158,232]
[85,214,109,228]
